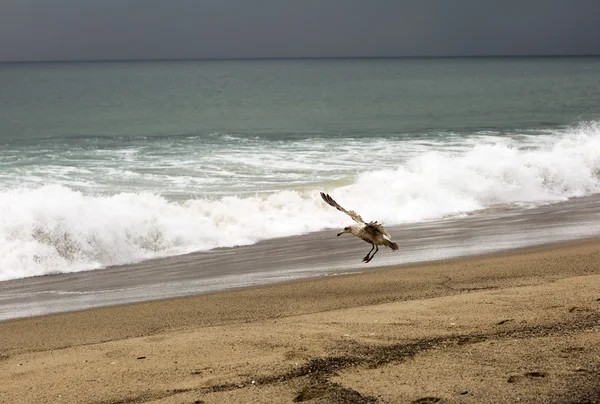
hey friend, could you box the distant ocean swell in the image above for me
[1,122,599,281]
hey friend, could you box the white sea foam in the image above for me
[1,123,599,281]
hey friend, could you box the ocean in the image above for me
[1,57,600,282]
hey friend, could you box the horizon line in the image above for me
[2,54,600,65]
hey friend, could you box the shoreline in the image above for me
[1,237,599,403]
[2,193,600,322]
[1,234,599,324]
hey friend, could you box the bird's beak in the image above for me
[337,232,342,237]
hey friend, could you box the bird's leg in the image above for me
[362,244,375,262]
[365,246,379,263]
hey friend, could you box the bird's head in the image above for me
[337,226,352,237]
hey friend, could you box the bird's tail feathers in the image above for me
[385,240,399,251]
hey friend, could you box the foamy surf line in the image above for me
[1,193,600,321]
[1,122,600,282]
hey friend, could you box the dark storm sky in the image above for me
[1,0,599,62]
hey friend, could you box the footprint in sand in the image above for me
[508,371,547,383]
[412,397,442,404]
[568,306,591,313]
[524,371,547,378]
[496,319,514,325]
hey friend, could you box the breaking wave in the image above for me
[1,122,599,281]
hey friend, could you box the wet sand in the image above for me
[1,237,600,403]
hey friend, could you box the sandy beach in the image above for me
[1,237,599,403]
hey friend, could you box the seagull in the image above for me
[320,192,399,263]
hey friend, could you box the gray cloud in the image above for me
[1,0,599,62]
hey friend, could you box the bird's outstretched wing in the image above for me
[320,192,365,224]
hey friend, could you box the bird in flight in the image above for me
[320,192,399,263]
